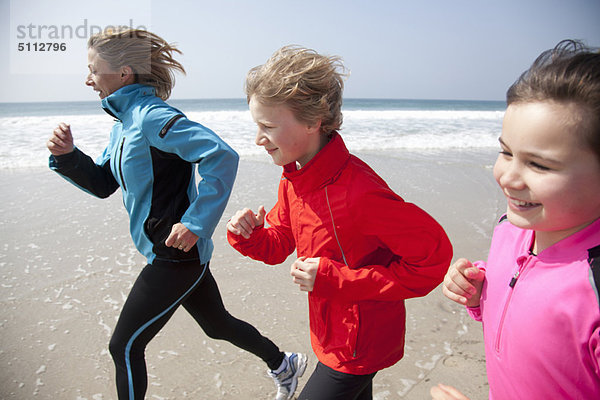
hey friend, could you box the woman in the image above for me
[47,28,305,400]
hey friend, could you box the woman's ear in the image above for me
[120,66,135,85]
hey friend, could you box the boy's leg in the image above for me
[298,362,376,400]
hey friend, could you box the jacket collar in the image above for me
[101,84,156,120]
[520,217,600,262]
[282,132,350,193]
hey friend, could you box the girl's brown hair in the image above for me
[507,40,600,161]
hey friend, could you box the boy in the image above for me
[228,46,453,399]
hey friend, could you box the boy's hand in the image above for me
[226,206,266,239]
[47,122,75,156]
[442,258,485,307]
[430,384,470,400]
[290,257,320,292]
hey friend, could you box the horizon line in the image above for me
[0,97,506,105]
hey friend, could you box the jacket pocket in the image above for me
[309,296,360,360]
[144,215,174,247]
[349,303,360,358]
[117,137,127,191]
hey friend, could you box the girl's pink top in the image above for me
[468,217,600,399]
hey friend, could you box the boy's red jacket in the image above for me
[228,134,452,374]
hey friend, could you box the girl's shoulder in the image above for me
[489,215,531,254]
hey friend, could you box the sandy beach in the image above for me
[0,149,504,399]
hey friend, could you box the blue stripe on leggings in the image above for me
[125,263,207,400]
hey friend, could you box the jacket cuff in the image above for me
[466,305,482,321]
[226,223,264,246]
[311,257,334,298]
[49,149,79,171]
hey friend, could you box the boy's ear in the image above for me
[307,119,322,134]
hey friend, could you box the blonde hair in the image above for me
[88,28,185,100]
[245,45,347,135]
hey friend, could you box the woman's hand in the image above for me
[47,122,75,156]
[290,257,320,292]
[226,206,266,239]
[165,223,199,252]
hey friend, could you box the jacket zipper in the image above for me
[494,262,526,353]
[325,186,358,357]
[118,137,127,191]
[324,186,348,265]
[159,114,184,138]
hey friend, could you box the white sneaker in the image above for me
[268,352,308,400]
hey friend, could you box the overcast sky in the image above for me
[1,0,599,103]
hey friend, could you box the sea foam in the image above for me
[0,101,504,169]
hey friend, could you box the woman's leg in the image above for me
[109,260,207,400]
[181,266,285,369]
[182,266,308,399]
[297,362,376,400]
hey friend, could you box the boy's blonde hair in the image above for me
[245,45,346,135]
[88,28,185,100]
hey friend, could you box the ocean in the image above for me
[0,98,505,170]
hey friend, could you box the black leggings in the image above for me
[298,362,377,400]
[108,260,284,400]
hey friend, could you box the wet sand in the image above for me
[0,149,503,399]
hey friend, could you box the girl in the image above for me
[437,40,600,399]
[47,28,302,400]
[227,45,453,400]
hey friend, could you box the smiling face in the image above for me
[249,96,324,168]
[493,101,600,252]
[85,48,127,99]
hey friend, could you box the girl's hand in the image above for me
[430,384,470,400]
[47,122,75,156]
[165,222,199,252]
[226,206,266,239]
[290,257,320,292]
[442,258,485,307]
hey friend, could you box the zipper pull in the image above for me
[509,271,520,288]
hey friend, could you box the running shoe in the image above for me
[268,352,308,400]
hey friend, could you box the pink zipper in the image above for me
[494,258,527,353]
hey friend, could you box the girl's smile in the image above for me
[493,101,600,253]
[506,196,541,212]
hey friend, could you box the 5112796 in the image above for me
[18,42,67,51]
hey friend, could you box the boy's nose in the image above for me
[255,130,267,146]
